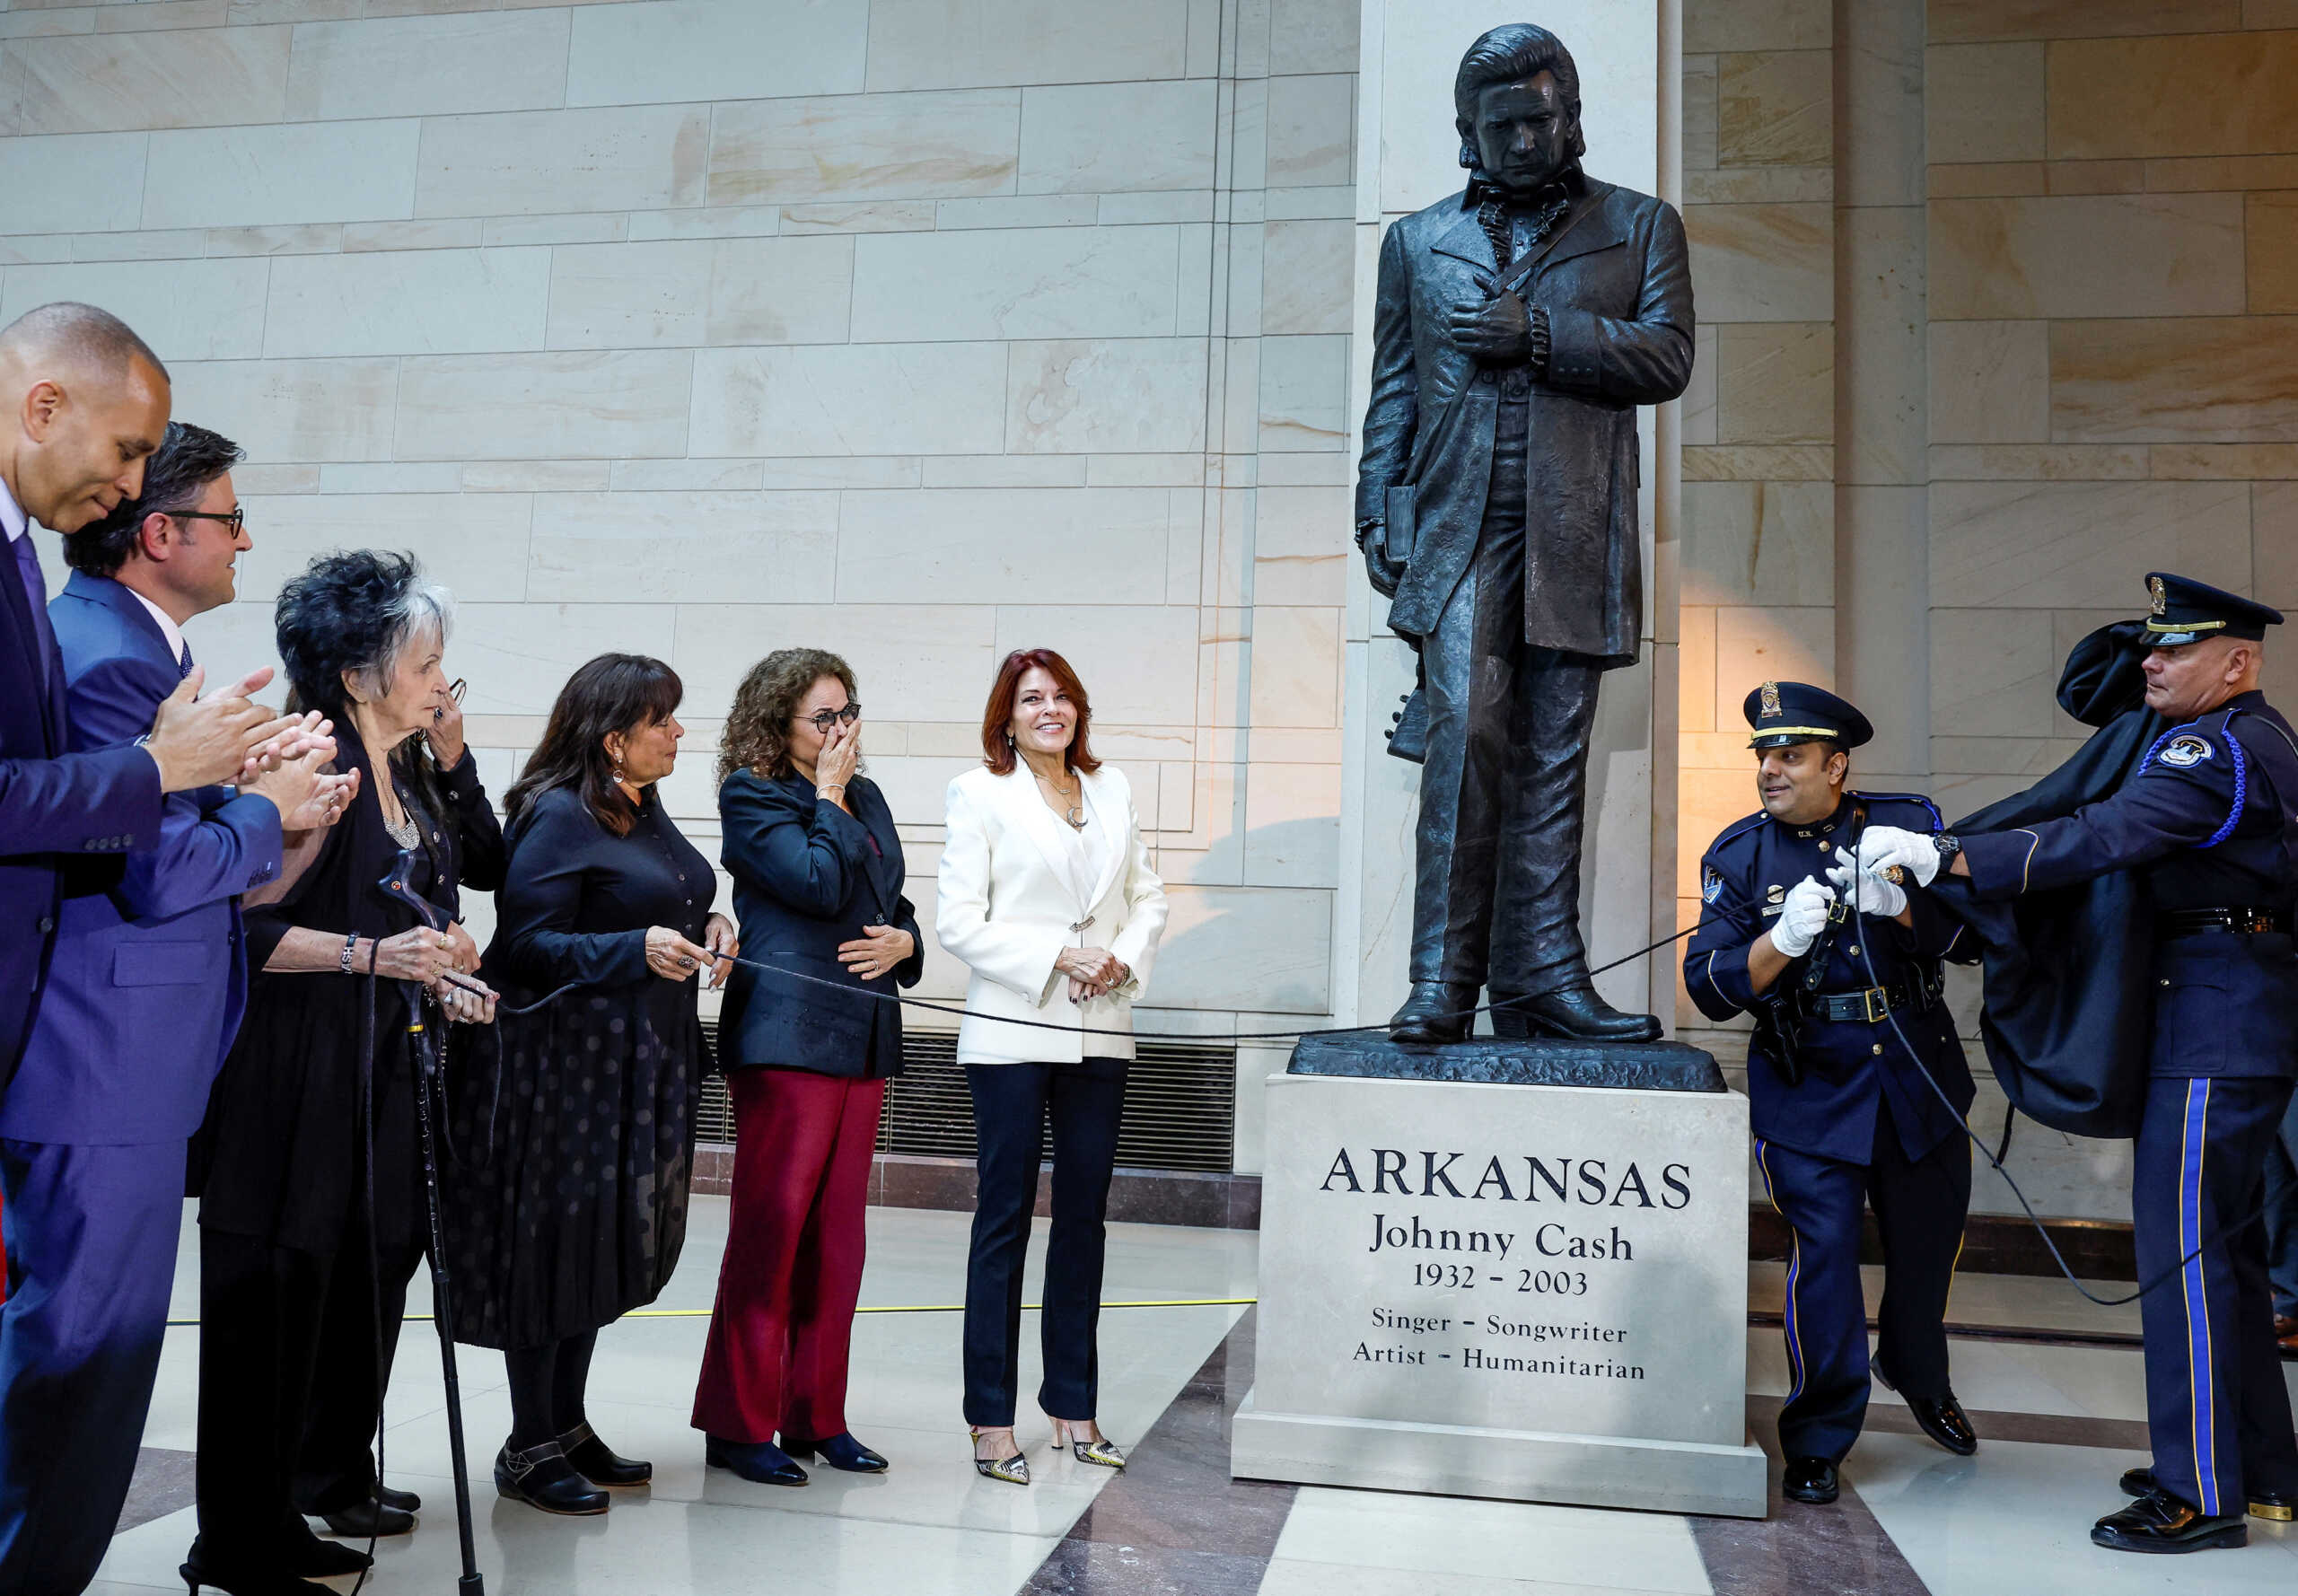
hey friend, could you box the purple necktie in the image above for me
[10,533,51,690]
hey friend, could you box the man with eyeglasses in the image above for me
[0,421,351,1596]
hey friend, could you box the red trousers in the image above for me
[691,1067,882,1443]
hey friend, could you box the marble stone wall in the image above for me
[1673,0,2298,1221]
[5,0,1363,1177]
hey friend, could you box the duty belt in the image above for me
[1800,978,1937,1025]
[2157,906,2290,938]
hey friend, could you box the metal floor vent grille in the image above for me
[695,1022,1236,1172]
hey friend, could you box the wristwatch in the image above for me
[1933,833,1961,864]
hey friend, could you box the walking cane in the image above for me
[380,853,487,1596]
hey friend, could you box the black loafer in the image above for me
[782,1432,888,1473]
[705,1434,808,1487]
[317,1498,414,1538]
[2121,1466,2296,1521]
[2092,1487,2247,1553]
[494,1441,609,1515]
[1872,1361,1978,1456]
[561,1421,653,1486]
[1782,1455,1839,1504]
[1389,982,1474,1044]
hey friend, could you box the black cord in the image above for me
[1848,874,2269,1310]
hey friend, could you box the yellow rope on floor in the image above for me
[159,1297,1258,1329]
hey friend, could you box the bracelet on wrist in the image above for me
[338,932,360,975]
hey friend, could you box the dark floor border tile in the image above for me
[1692,1402,1933,1596]
[118,1445,196,1535]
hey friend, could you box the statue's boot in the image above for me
[1503,985,1662,1044]
[1388,981,1476,1044]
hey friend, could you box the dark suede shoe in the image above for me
[1389,982,1475,1044]
[782,1432,888,1473]
[2121,1466,2296,1521]
[2092,1488,2247,1553]
[1782,1456,1838,1504]
[1872,1362,1978,1456]
[1506,985,1663,1043]
[705,1434,809,1487]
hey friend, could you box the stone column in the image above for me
[1336,0,1677,1029]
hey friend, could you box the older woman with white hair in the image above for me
[185,550,496,1596]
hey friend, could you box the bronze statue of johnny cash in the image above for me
[1356,24,1695,1045]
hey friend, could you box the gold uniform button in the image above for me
[1848,945,1861,957]
[1818,841,1830,852]
[1872,1044,1884,1056]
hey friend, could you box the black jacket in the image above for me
[1356,170,1694,667]
[715,770,922,1078]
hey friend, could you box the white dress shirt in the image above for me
[122,584,188,671]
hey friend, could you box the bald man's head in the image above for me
[0,301,171,532]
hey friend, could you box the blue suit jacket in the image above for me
[0,537,162,1093]
[0,573,282,1144]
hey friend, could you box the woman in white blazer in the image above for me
[937,648,1167,1486]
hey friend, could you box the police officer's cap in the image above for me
[2142,572,2285,648]
[1742,680,1873,751]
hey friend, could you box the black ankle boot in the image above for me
[561,1420,653,1486]
[1389,981,1475,1043]
[495,1440,610,1515]
[1510,985,1663,1043]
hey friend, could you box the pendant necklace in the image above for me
[1034,767,1088,829]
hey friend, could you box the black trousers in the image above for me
[1755,1099,1972,1462]
[195,1223,422,1572]
[293,1243,420,1515]
[1411,393,1605,997]
[961,1057,1127,1427]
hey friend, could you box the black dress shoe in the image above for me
[562,1420,653,1486]
[1782,1455,1839,1504]
[1505,986,1664,1043]
[1871,1364,1978,1456]
[2092,1487,2247,1553]
[375,1482,420,1513]
[317,1497,415,1538]
[782,1432,888,1473]
[2121,1466,2296,1521]
[1389,982,1475,1044]
[705,1434,809,1486]
[495,1440,610,1515]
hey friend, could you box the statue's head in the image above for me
[1453,24,1584,197]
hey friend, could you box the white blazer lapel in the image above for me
[1079,768,1128,912]
[995,767,1094,919]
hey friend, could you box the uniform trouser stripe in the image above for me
[1755,1138,1806,1404]
[2179,1080,2220,1517]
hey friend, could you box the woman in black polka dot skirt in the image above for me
[440,653,737,1516]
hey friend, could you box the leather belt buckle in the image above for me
[1860,987,1889,1024]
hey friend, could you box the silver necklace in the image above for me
[1032,767,1087,830]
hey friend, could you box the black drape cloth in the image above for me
[1925,621,2164,1137]
[440,783,715,1349]
[191,722,449,1253]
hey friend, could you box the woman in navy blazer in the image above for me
[691,649,923,1486]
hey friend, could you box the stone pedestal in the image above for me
[1231,1065,1767,1518]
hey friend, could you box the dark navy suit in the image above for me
[1686,793,1978,1462]
[1962,692,2298,1517]
[0,572,280,1595]
[0,516,162,1094]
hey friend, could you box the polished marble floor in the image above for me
[92,1201,2295,1595]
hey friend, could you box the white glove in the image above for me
[1848,825,1941,888]
[1769,875,1835,959]
[1827,861,1907,919]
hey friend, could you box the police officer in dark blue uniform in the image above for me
[1857,574,2298,1554]
[1685,682,1980,1506]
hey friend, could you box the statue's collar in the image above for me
[1462,162,1587,210]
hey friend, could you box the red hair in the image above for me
[980,648,1101,776]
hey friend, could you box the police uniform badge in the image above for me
[2149,575,2167,617]
[1702,866,1724,905]
[2158,733,2214,768]
[1759,680,1782,719]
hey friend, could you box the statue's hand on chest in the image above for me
[1447,288,1536,364]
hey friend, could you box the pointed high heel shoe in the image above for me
[1046,1416,1127,1469]
[180,1560,333,1596]
[969,1427,1030,1486]
[782,1431,888,1473]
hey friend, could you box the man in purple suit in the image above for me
[0,310,342,1596]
